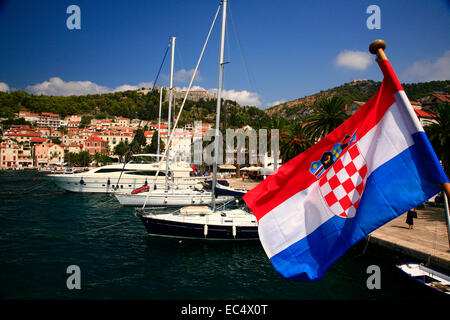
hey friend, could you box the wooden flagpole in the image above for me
[370,39,450,247]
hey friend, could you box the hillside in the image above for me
[0,79,447,129]
[265,80,450,120]
[0,89,273,130]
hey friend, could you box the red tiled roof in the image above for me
[352,101,366,107]
[86,136,107,142]
[5,132,41,137]
[41,112,59,117]
[431,94,450,103]
[415,109,436,118]
[31,138,47,143]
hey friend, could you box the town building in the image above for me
[0,140,19,168]
[34,142,64,167]
[85,136,108,155]
[420,93,450,107]
[17,144,33,168]
[37,113,63,130]
[3,131,42,144]
[97,130,132,155]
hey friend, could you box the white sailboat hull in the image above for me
[115,190,234,207]
[137,206,259,239]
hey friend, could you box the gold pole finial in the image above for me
[369,39,387,60]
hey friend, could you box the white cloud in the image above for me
[403,51,450,82]
[0,82,9,92]
[268,99,286,108]
[176,85,207,92]
[25,77,154,96]
[26,77,109,96]
[177,85,261,107]
[219,89,261,107]
[22,77,261,106]
[335,50,372,70]
[171,69,202,83]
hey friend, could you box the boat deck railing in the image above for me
[134,198,251,218]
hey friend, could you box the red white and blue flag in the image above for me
[243,58,449,282]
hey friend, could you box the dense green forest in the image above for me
[0,89,274,130]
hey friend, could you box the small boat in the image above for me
[213,182,247,197]
[396,263,450,295]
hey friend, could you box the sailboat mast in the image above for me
[157,86,163,156]
[212,0,227,211]
[165,36,176,189]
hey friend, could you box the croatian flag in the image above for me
[243,58,449,282]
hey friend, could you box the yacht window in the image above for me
[95,168,134,173]
[124,171,166,176]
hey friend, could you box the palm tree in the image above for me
[114,141,129,163]
[305,96,349,141]
[280,120,313,163]
[424,103,450,176]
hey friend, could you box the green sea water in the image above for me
[0,170,445,300]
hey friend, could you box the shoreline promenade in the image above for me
[369,206,450,272]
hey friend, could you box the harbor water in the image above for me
[0,170,445,300]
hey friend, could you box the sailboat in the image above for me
[113,35,238,207]
[136,0,259,239]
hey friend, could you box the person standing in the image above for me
[406,208,417,229]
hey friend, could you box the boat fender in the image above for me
[232,224,236,238]
[204,224,208,237]
[154,184,157,190]
[79,178,84,185]
[107,178,111,186]
[144,179,148,187]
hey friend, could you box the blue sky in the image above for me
[0,0,449,109]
